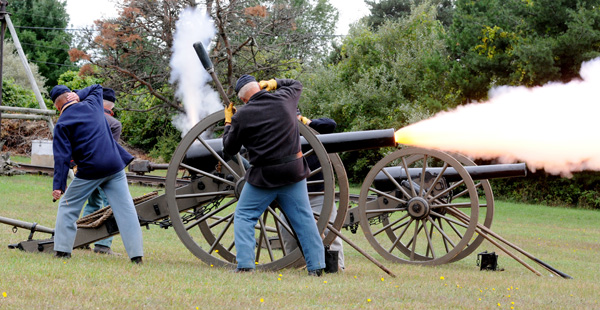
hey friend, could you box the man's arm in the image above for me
[52,125,73,194]
[222,121,243,158]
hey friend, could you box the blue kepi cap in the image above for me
[234,74,257,94]
[50,85,71,102]
[103,87,116,103]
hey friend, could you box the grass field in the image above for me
[1,174,599,309]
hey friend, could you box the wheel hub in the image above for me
[407,197,430,219]
[234,177,246,199]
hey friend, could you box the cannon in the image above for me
[1,42,571,279]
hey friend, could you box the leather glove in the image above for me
[224,103,236,124]
[258,79,277,91]
[300,116,311,125]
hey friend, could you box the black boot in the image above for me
[131,256,143,264]
[307,268,323,277]
[55,251,71,259]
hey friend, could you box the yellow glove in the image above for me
[300,116,310,125]
[258,79,277,91]
[224,103,236,124]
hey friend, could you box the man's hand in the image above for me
[297,115,311,125]
[224,103,236,124]
[52,190,63,202]
[258,79,277,91]
[66,92,79,103]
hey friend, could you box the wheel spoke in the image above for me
[185,199,237,231]
[428,180,464,203]
[401,157,417,197]
[179,163,236,186]
[194,136,240,180]
[410,220,420,261]
[438,217,450,253]
[381,168,412,201]
[235,153,247,175]
[423,163,449,198]
[367,187,408,204]
[419,154,428,197]
[430,202,472,209]
[423,218,436,259]
[208,216,234,254]
[373,214,410,236]
[388,218,413,254]
[427,215,457,248]
[208,213,234,229]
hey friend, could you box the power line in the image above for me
[14,26,90,32]
[28,59,79,68]
[19,42,72,52]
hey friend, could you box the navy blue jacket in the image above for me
[223,79,310,188]
[52,84,133,192]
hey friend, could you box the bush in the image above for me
[491,171,600,209]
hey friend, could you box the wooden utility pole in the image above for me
[0,0,54,138]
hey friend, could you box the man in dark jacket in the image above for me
[50,84,143,263]
[222,75,325,276]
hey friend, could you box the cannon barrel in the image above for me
[0,216,54,234]
[181,128,396,172]
[373,163,527,191]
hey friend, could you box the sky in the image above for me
[65,0,369,35]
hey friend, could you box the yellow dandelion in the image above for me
[381,278,385,282]
[395,285,399,288]
[277,278,281,281]
[507,287,511,290]
[511,307,514,310]
[2,292,6,298]
[511,286,513,290]
[508,295,511,297]
[255,262,259,265]
[516,287,519,290]
[478,298,481,301]
[498,303,501,307]
[440,276,445,280]
[354,276,357,279]
[210,264,213,267]
[324,281,327,284]
[485,288,488,290]
[511,302,514,305]
[279,274,283,277]
[492,288,496,291]
[480,290,483,293]
[260,298,264,303]
[367,299,371,302]
[196,307,199,310]
[215,250,219,253]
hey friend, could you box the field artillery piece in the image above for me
[1,111,571,278]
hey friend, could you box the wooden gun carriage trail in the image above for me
[0,41,572,279]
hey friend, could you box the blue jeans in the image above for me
[234,179,325,271]
[82,188,113,248]
[54,170,143,259]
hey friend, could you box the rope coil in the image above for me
[76,191,159,228]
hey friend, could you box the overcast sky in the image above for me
[66,0,369,35]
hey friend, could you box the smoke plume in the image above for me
[395,57,600,177]
[169,7,221,135]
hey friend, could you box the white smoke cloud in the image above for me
[169,7,222,136]
[396,57,600,177]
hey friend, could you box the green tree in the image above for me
[301,3,456,180]
[447,0,600,102]
[1,41,47,93]
[363,0,455,30]
[7,0,73,88]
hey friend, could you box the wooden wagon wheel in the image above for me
[358,147,479,265]
[165,111,335,270]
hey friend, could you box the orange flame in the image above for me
[395,58,600,177]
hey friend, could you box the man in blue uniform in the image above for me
[80,87,122,255]
[222,75,325,276]
[50,84,143,263]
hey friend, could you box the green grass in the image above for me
[1,174,599,309]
